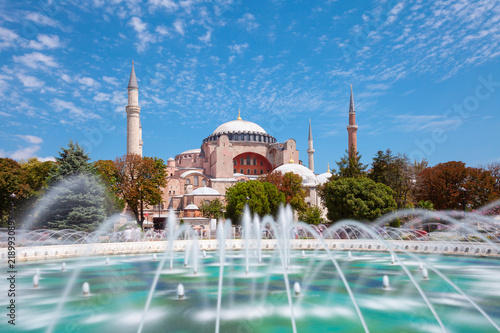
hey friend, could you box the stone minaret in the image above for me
[347,85,358,156]
[307,119,315,172]
[126,61,142,156]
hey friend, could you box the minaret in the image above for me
[347,85,358,156]
[307,119,315,172]
[126,61,142,156]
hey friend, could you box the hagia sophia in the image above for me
[125,64,358,224]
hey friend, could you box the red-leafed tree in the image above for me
[416,161,498,211]
[259,171,308,213]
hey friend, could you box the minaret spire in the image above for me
[237,108,242,120]
[307,119,315,172]
[126,62,142,156]
[347,84,358,157]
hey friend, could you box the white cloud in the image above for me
[173,19,185,36]
[28,34,62,50]
[25,12,61,28]
[229,42,248,54]
[155,25,170,36]
[0,27,19,49]
[148,0,178,11]
[13,52,58,69]
[61,73,72,83]
[128,17,156,52]
[16,135,43,144]
[103,76,119,85]
[52,98,99,120]
[198,29,211,43]
[237,13,259,31]
[17,73,45,88]
[78,77,98,88]
[10,145,41,160]
[94,92,111,101]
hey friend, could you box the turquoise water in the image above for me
[3,251,500,332]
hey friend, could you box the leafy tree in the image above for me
[416,200,434,210]
[94,160,126,216]
[37,142,107,231]
[49,140,93,182]
[369,149,395,184]
[298,205,325,225]
[416,161,498,210]
[0,158,27,226]
[336,147,367,178]
[113,154,167,228]
[319,177,396,222]
[259,171,308,213]
[486,162,500,194]
[199,198,225,219]
[225,180,285,223]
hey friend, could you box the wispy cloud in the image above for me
[237,13,259,31]
[25,12,61,28]
[0,27,19,49]
[16,134,43,144]
[128,17,156,52]
[52,98,99,121]
[17,73,45,88]
[27,34,62,50]
[173,19,185,36]
[13,52,58,69]
[229,42,249,54]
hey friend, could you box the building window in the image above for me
[186,179,191,185]
[194,176,199,186]
[234,168,237,173]
[240,169,243,173]
[241,158,245,165]
[253,169,257,175]
[253,158,257,165]
[247,169,250,174]
[260,161,263,166]
[260,170,264,174]
[202,179,207,186]
[246,155,251,165]
[233,160,237,166]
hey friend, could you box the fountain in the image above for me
[1,204,500,332]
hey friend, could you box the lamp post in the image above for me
[9,193,16,222]
[459,187,467,218]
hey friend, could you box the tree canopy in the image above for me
[199,198,225,219]
[416,161,498,211]
[259,171,308,213]
[225,180,285,223]
[112,154,167,228]
[319,177,396,222]
[336,148,367,178]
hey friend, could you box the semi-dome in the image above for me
[180,148,201,155]
[185,204,199,210]
[317,172,332,185]
[212,119,267,135]
[274,163,318,186]
[190,187,221,196]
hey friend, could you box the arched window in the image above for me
[202,178,207,187]
[246,155,251,165]
[240,169,243,173]
[234,169,237,173]
[253,158,257,165]
[194,176,199,186]
[260,170,264,174]
[186,179,191,185]
[253,169,257,175]
[247,169,250,174]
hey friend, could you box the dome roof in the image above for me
[316,172,332,185]
[274,163,318,186]
[181,148,201,155]
[185,204,199,210]
[212,119,267,135]
[167,157,174,161]
[180,170,205,178]
[190,186,221,196]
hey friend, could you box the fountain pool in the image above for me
[3,249,500,333]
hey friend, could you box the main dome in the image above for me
[212,119,267,135]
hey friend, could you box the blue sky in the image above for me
[0,0,499,172]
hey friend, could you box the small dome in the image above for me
[167,157,174,161]
[316,172,332,185]
[190,186,221,196]
[274,163,318,186]
[212,120,267,135]
[185,204,199,210]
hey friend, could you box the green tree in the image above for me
[298,205,325,225]
[38,141,107,231]
[113,154,167,228]
[336,148,367,178]
[225,180,285,223]
[0,158,27,226]
[199,198,225,219]
[94,160,126,216]
[319,177,396,222]
[369,149,395,184]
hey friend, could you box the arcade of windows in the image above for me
[203,132,277,144]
